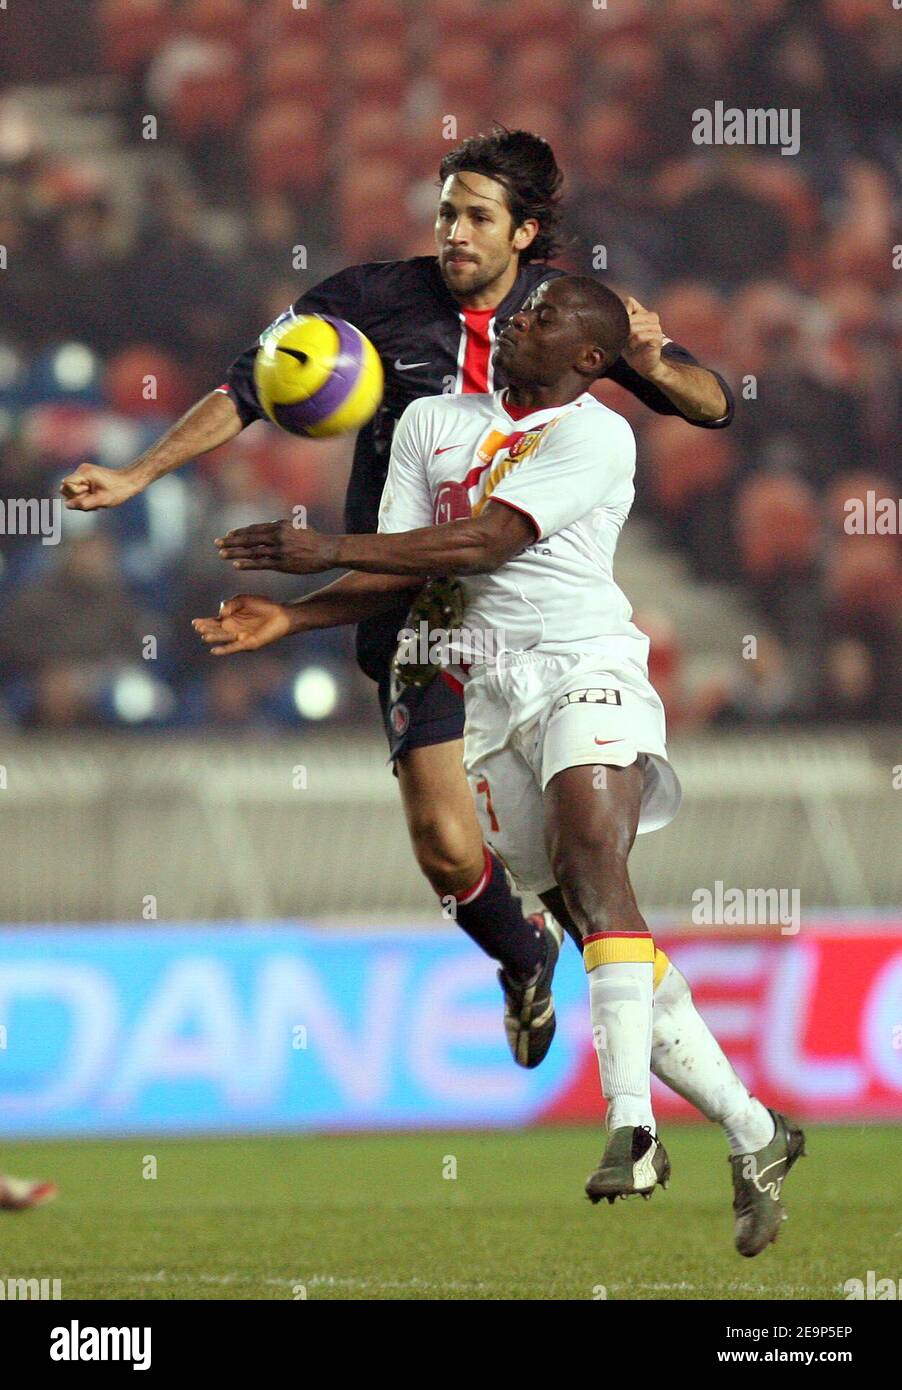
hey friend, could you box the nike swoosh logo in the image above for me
[594,738,621,745]
[435,445,465,455]
[395,359,430,371]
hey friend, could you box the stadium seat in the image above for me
[336,158,410,260]
[97,0,172,76]
[826,535,902,623]
[645,415,736,518]
[824,472,896,533]
[181,0,249,47]
[256,43,332,111]
[506,40,573,104]
[655,283,726,365]
[246,102,327,195]
[104,346,191,419]
[489,0,578,44]
[576,103,647,178]
[427,39,495,109]
[339,104,409,161]
[341,0,407,41]
[340,36,408,102]
[735,475,820,580]
[427,0,496,43]
[170,46,248,140]
[262,0,328,44]
[586,32,664,102]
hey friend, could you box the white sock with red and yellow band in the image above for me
[585,930,656,1132]
[651,962,774,1154]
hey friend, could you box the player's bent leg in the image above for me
[397,739,485,894]
[652,963,776,1150]
[543,761,669,1202]
[398,741,562,1066]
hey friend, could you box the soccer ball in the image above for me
[253,314,384,438]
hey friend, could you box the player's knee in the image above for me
[408,812,483,893]
[549,832,632,929]
[549,826,628,894]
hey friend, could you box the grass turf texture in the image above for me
[1,1125,897,1300]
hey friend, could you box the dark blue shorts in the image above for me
[377,669,465,766]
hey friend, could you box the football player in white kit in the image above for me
[199,276,805,1231]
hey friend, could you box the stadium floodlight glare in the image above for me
[292,667,339,721]
[111,670,173,724]
[0,343,24,391]
[51,343,98,392]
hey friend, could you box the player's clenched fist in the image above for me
[215,519,339,574]
[620,296,668,379]
[192,595,294,656]
[60,462,142,510]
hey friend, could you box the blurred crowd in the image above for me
[0,0,899,729]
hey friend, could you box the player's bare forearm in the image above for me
[216,502,535,577]
[131,391,244,486]
[639,359,728,422]
[62,390,243,509]
[335,519,506,576]
[286,570,424,631]
[193,571,423,657]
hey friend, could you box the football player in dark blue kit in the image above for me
[62,128,733,1071]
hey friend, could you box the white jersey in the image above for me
[377,388,650,672]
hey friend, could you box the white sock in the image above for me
[652,964,775,1154]
[589,959,655,1131]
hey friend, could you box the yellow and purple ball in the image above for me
[253,314,384,438]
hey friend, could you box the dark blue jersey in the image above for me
[222,255,733,679]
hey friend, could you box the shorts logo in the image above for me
[555,687,622,712]
[391,703,410,736]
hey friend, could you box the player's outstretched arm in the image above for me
[215,501,535,579]
[192,570,422,655]
[61,390,243,510]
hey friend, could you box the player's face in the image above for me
[435,173,532,299]
[493,281,588,385]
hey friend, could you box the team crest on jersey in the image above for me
[391,702,410,736]
[506,424,549,462]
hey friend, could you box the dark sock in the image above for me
[451,849,545,979]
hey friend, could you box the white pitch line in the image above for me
[112,1271,827,1297]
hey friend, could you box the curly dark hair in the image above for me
[438,126,564,264]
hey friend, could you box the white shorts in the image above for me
[463,650,682,893]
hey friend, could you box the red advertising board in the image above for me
[543,927,902,1123]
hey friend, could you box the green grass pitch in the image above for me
[2,1125,897,1300]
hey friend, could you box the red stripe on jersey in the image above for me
[583,931,654,946]
[459,306,496,393]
